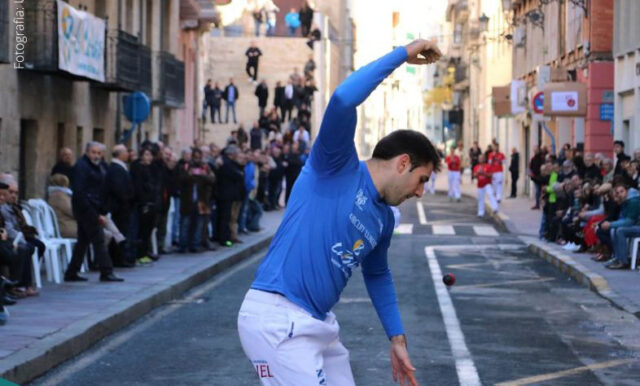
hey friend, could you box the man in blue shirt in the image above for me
[224,78,239,124]
[238,39,442,386]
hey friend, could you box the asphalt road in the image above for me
[30,193,640,385]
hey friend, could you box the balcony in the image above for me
[22,0,59,72]
[102,30,152,94]
[0,0,8,63]
[154,51,185,108]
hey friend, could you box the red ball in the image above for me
[443,273,456,286]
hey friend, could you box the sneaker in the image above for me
[137,256,153,265]
[224,240,233,247]
[562,242,575,250]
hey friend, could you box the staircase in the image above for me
[199,36,314,147]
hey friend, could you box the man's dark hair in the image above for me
[614,140,625,148]
[612,175,631,189]
[192,147,203,157]
[372,130,441,172]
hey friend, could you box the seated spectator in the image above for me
[601,158,614,183]
[606,181,640,269]
[48,174,77,238]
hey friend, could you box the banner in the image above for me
[57,0,105,82]
[510,80,526,115]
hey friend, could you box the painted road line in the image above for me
[432,225,455,235]
[495,358,637,386]
[472,226,499,237]
[395,224,414,234]
[425,247,481,386]
[452,277,555,291]
[417,201,427,224]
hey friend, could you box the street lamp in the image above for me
[478,13,489,33]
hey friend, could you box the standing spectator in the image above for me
[293,77,305,114]
[274,81,285,120]
[210,82,223,124]
[179,148,216,253]
[613,140,630,176]
[267,146,286,210]
[293,124,310,148]
[236,124,249,148]
[224,78,239,124]
[202,79,214,123]
[250,121,264,151]
[255,79,269,117]
[216,146,244,247]
[284,142,304,204]
[157,147,177,254]
[299,1,314,37]
[65,142,122,282]
[105,144,134,267]
[468,141,481,181]
[284,8,300,36]
[47,174,76,238]
[130,148,158,264]
[230,152,247,244]
[252,6,265,37]
[283,80,295,121]
[238,150,256,234]
[509,147,520,198]
[290,67,302,86]
[306,23,321,49]
[446,146,461,202]
[303,78,318,107]
[50,147,75,185]
[529,145,544,209]
[245,41,262,83]
[304,55,316,80]
[263,0,279,36]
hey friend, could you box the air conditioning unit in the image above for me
[514,26,526,47]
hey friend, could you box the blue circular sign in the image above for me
[123,92,151,124]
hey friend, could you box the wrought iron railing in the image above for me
[23,0,58,71]
[155,51,185,108]
[0,0,9,63]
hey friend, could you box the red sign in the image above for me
[532,92,544,114]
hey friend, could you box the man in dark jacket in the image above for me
[65,142,122,282]
[202,79,214,123]
[105,144,134,267]
[179,148,216,253]
[211,82,223,124]
[529,146,545,209]
[224,78,239,124]
[245,41,262,82]
[267,146,286,210]
[509,147,519,198]
[216,146,244,247]
[250,121,263,151]
[580,153,602,182]
[614,140,631,176]
[298,1,313,37]
[50,147,75,185]
[274,81,285,121]
[284,142,304,204]
[255,80,269,118]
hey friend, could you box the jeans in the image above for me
[254,19,261,36]
[247,199,263,231]
[613,226,640,265]
[225,101,237,123]
[238,195,250,232]
[288,26,297,36]
[534,183,541,207]
[171,197,180,245]
[266,22,275,36]
[179,207,204,250]
[212,105,222,123]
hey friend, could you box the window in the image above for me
[93,127,105,143]
[76,126,84,157]
[19,120,38,199]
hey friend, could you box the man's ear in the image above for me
[396,154,411,174]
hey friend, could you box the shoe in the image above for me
[100,273,124,282]
[25,287,39,297]
[591,254,610,262]
[238,229,249,235]
[149,254,160,261]
[566,243,581,252]
[222,240,233,247]
[188,247,200,253]
[8,288,27,298]
[3,296,17,306]
[231,238,244,244]
[606,262,630,270]
[64,273,88,282]
[530,206,540,210]
[0,276,19,289]
[137,256,154,265]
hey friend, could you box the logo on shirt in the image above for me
[252,360,274,378]
[317,369,326,385]
[355,189,368,210]
[352,239,364,256]
[349,213,378,249]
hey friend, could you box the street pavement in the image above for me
[29,193,640,385]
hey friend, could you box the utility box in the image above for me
[543,82,587,117]
[492,85,511,117]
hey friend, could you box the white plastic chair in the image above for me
[630,237,640,271]
[21,209,47,288]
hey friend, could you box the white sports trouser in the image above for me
[238,289,355,386]
[477,185,498,216]
[492,172,504,202]
[424,172,436,195]
[448,171,461,199]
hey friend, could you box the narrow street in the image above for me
[30,194,640,386]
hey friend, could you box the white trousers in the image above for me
[424,172,437,195]
[448,171,461,199]
[477,185,498,216]
[238,289,355,386]
[492,172,504,202]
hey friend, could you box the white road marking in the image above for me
[432,225,455,235]
[395,223,414,234]
[425,246,482,386]
[472,226,499,237]
[417,201,427,224]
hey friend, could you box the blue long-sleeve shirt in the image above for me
[251,46,408,338]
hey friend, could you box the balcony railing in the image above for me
[0,0,9,63]
[155,51,185,108]
[103,30,152,94]
[23,0,59,72]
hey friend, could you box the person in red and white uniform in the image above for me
[488,144,506,203]
[446,146,461,201]
[473,154,498,217]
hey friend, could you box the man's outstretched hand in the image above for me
[405,39,442,65]
[390,335,418,386]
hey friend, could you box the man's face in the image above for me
[163,149,172,163]
[141,150,153,165]
[614,186,628,204]
[86,146,102,164]
[584,155,594,167]
[386,156,433,206]
[8,185,18,204]
[62,150,73,164]
[614,144,623,154]
[192,151,203,164]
